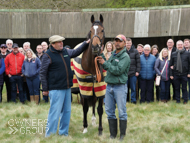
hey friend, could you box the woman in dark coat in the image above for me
[154,48,170,102]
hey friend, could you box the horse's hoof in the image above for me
[98,131,102,136]
[92,116,96,126]
[83,128,88,134]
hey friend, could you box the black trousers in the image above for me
[169,79,176,100]
[173,75,188,103]
[1,75,11,102]
[140,79,154,103]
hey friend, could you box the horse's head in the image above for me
[81,14,105,76]
[87,14,105,55]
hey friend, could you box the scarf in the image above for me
[176,48,185,73]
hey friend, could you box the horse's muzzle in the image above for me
[92,44,100,55]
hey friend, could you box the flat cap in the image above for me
[49,35,65,44]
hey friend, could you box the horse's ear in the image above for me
[100,14,103,23]
[91,15,95,24]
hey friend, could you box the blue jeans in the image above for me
[26,75,40,95]
[105,83,127,120]
[9,75,24,102]
[160,80,170,100]
[173,75,188,103]
[127,76,137,102]
[45,89,71,137]
[23,80,30,101]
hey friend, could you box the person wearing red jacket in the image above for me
[5,43,25,103]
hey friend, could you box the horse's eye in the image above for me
[102,30,104,32]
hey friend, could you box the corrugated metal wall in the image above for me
[0,7,190,39]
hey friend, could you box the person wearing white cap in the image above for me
[40,35,90,137]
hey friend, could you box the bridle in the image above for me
[88,23,105,56]
[87,23,105,82]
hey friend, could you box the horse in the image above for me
[72,14,106,135]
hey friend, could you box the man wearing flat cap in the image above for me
[98,34,131,141]
[4,43,25,103]
[40,35,90,137]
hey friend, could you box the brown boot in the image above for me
[30,95,35,102]
[34,95,39,105]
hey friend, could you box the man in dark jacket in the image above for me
[41,41,48,52]
[170,40,190,104]
[126,38,140,104]
[183,39,190,100]
[184,39,190,51]
[136,44,144,100]
[40,35,90,137]
[167,39,176,100]
[36,45,44,60]
[36,45,48,103]
[0,44,11,102]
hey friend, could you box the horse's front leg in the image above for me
[97,97,103,136]
[83,98,89,133]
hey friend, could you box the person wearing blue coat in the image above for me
[154,48,170,103]
[22,49,41,104]
[139,44,156,103]
[0,56,5,102]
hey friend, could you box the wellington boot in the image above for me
[119,120,127,141]
[30,95,35,102]
[34,95,39,105]
[108,119,117,139]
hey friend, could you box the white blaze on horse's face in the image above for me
[93,25,99,35]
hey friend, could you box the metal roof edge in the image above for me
[82,5,190,12]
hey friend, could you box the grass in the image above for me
[0,86,190,143]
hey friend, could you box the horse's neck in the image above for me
[81,48,96,75]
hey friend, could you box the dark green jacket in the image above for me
[101,48,131,84]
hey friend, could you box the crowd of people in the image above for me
[0,37,190,105]
[0,39,49,104]
[102,38,190,104]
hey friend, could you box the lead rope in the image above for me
[94,57,102,83]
